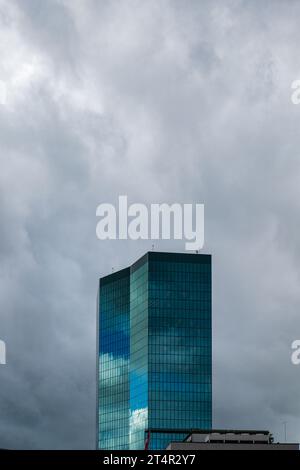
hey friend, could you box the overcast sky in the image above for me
[1,0,300,449]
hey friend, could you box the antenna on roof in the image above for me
[152,244,154,251]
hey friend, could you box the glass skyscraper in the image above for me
[97,251,212,450]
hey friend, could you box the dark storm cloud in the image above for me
[0,0,300,448]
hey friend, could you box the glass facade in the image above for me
[97,252,212,450]
[98,268,130,450]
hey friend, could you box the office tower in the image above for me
[97,251,212,450]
